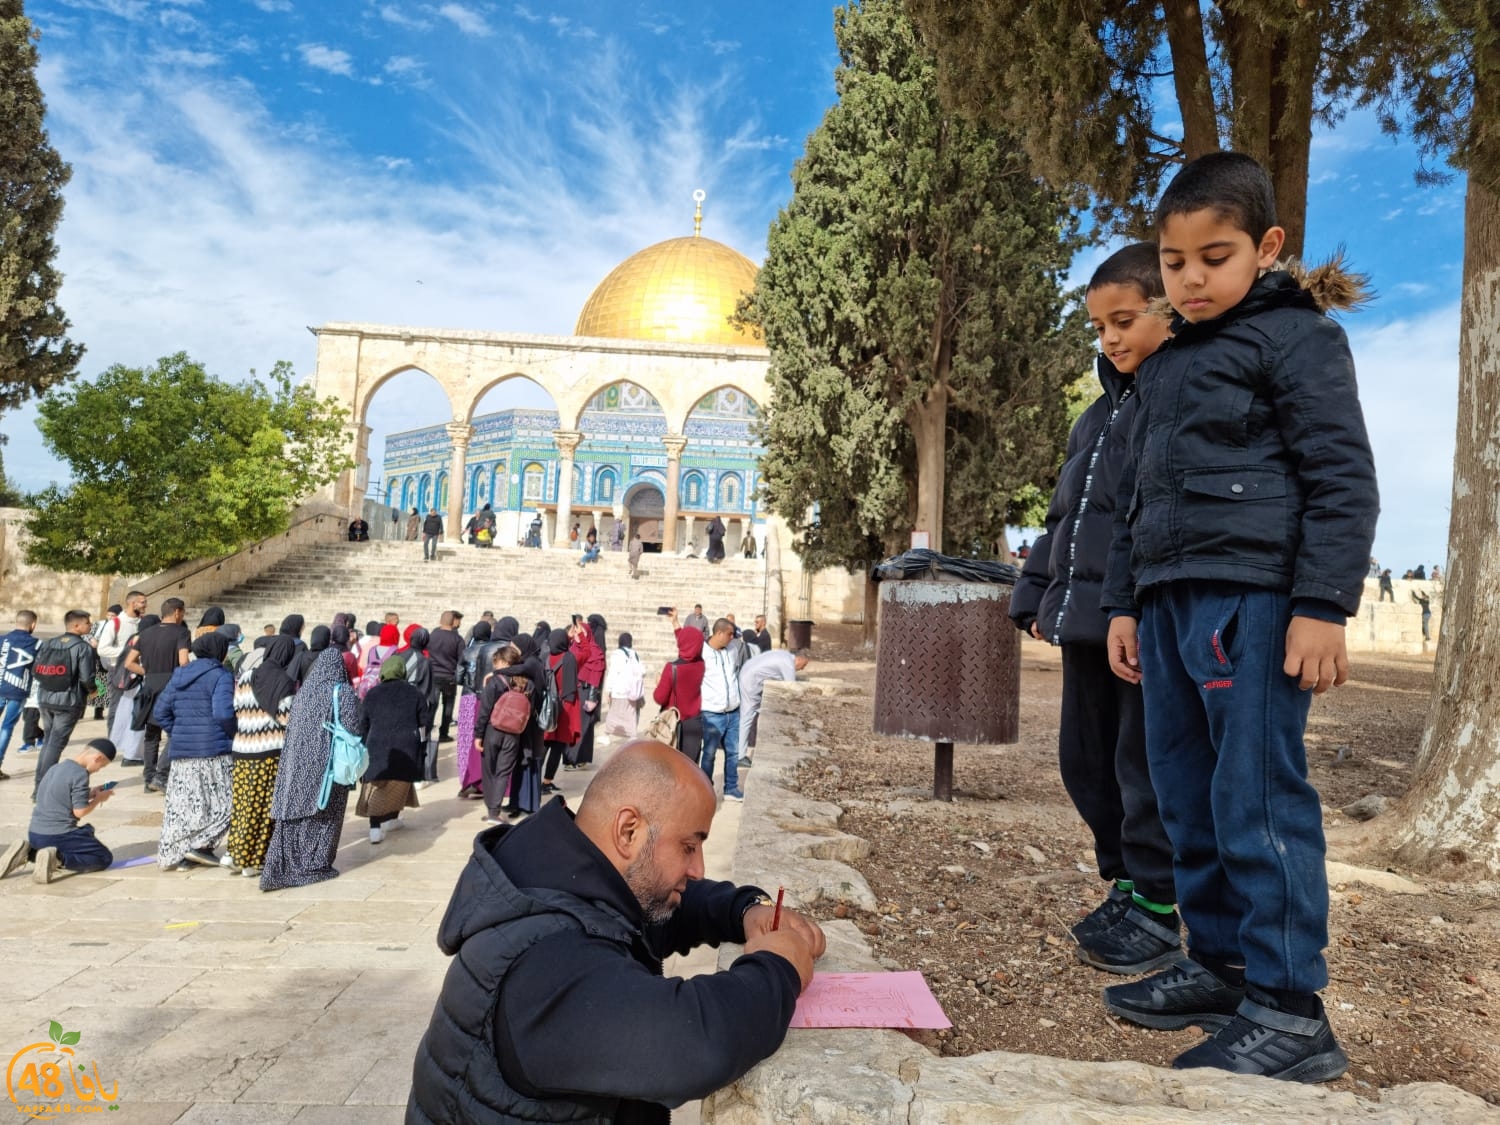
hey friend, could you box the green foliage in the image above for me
[0,444,24,506]
[0,1,82,413]
[26,353,354,574]
[742,0,1089,571]
[906,0,1452,255]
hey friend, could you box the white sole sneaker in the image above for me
[369,828,383,844]
[0,840,27,880]
[33,847,57,885]
[241,866,261,877]
[385,818,405,832]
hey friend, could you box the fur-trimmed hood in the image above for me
[1148,250,1372,321]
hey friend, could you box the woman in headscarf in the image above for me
[455,621,496,797]
[153,633,237,869]
[567,614,607,769]
[540,627,581,794]
[357,654,426,844]
[110,613,159,764]
[196,607,226,641]
[359,623,400,685]
[532,620,551,647]
[290,624,328,686]
[603,631,644,739]
[279,614,306,649]
[474,643,525,823]
[225,631,297,877]
[653,625,706,759]
[217,623,246,674]
[505,633,551,815]
[401,626,437,785]
[260,637,368,891]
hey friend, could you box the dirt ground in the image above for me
[787,625,1500,1105]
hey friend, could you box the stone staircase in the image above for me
[195,540,770,672]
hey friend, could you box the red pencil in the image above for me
[771,886,785,931]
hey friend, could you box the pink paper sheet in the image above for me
[790,971,952,1029]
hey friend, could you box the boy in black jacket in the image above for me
[1101,153,1378,1083]
[1011,244,1179,975]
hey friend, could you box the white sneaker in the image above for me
[241,865,261,877]
[415,781,432,790]
[33,847,57,885]
[385,818,405,832]
[369,827,384,845]
[219,854,240,871]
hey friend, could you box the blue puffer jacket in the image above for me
[152,658,235,758]
[1103,267,1378,618]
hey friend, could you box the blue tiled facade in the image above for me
[381,386,763,520]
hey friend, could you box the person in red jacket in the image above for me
[653,616,705,759]
[565,616,606,770]
[540,628,580,794]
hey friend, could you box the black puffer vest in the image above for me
[406,833,637,1124]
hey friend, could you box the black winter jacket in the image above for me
[34,633,98,711]
[1011,356,1138,646]
[406,801,799,1124]
[1102,269,1378,618]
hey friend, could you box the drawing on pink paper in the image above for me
[789,971,952,1029]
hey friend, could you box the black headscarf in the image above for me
[331,624,352,649]
[587,613,607,651]
[407,627,430,653]
[548,627,570,656]
[512,634,549,698]
[252,634,298,718]
[191,632,230,663]
[309,626,330,653]
[365,621,380,637]
[533,621,551,645]
[217,623,242,644]
[618,631,633,649]
[280,614,305,639]
[136,614,161,633]
[493,616,519,648]
[471,620,492,643]
[199,607,226,628]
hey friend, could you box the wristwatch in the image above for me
[741,892,773,921]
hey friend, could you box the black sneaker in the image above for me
[1070,886,1132,945]
[1103,958,1245,1031]
[1173,996,1349,1083]
[1078,907,1183,975]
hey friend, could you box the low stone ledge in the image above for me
[707,683,1496,1124]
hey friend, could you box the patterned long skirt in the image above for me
[258,784,351,891]
[226,756,280,869]
[157,756,234,869]
[456,694,481,790]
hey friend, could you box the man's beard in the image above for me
[623,829,677,925]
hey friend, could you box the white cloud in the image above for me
[438,3,492,37]
[512,4,540,22]
[705,38,740,55]
[378,4,431,31]
[252,0,292,11]
[153,48,220,68]
[377,155,412,170]
[385,54,425,77]
[298,43,354,77]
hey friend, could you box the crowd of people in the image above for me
[0,594,806,892]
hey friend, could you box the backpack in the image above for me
[490,679,532,735]
[319,685,369,810]
[32,636,78,694]
[537,661,561,734]
[357,644,394,699]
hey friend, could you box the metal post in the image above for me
[934,740,953,801]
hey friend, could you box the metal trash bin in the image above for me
[872,550,1020,799]
[786,619,814,651]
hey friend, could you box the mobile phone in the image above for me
[657,607,673,616]
[100,780,118,791]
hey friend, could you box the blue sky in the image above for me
[1,0,1467,573]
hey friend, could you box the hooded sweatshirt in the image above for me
[652,628,704,719]
[406,800,799,1125]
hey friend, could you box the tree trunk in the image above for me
[1222,9,1272,163]
[908,381,949,552]
[1267,27,1316,260]
[1161,0,1219,160]
[861,569,879,648]
[1388,176,1500,874]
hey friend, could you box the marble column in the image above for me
[552,430,583,549]
[661,434,687,552]
[444,422,472,542]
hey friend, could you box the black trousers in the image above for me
[435,677,458,738]
[569,685,600,765]
[677,715,703,761]
[483,732,522,817]
[1058,643,1175,905]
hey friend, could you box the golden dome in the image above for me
[575,233,762,347]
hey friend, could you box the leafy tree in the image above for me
[26,353,354,574]
[906,0,1430,257]
[0,0,81,413]
[0,444,23,506]
[742,0,1090,590]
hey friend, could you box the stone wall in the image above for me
[0,508,124,621]
[703,681,1490,1124]
[1349,578,1443,656]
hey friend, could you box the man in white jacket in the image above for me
[699,619,744,802]
[96,590,146,729]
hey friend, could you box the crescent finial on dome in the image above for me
[693,189,705,237]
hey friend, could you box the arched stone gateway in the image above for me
[310,201,771,551]
[624,481,667,546]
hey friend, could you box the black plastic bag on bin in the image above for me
[869,548,1018,585]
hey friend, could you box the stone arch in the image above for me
[463,371,562,425]
[565,375,674,432]
[719,471,742,510]
[355,363,463,434]
[681,469,706,508]
[672,379,765,435]
[436,471,449,510]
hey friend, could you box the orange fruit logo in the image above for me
[6,1021,120,1118]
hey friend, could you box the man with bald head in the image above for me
[408,740,825,1125]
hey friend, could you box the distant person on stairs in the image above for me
[706,515,726,563]
[423,509,443,560]
[628,529,644,579]
[348,517,369,541]
[407,508,421,541]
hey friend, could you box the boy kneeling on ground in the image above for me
[0,737,118,883]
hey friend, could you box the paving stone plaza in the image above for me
[0,716,736,1123]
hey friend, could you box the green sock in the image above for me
[1132,892,1176,915]
[1114,879,1134,893]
